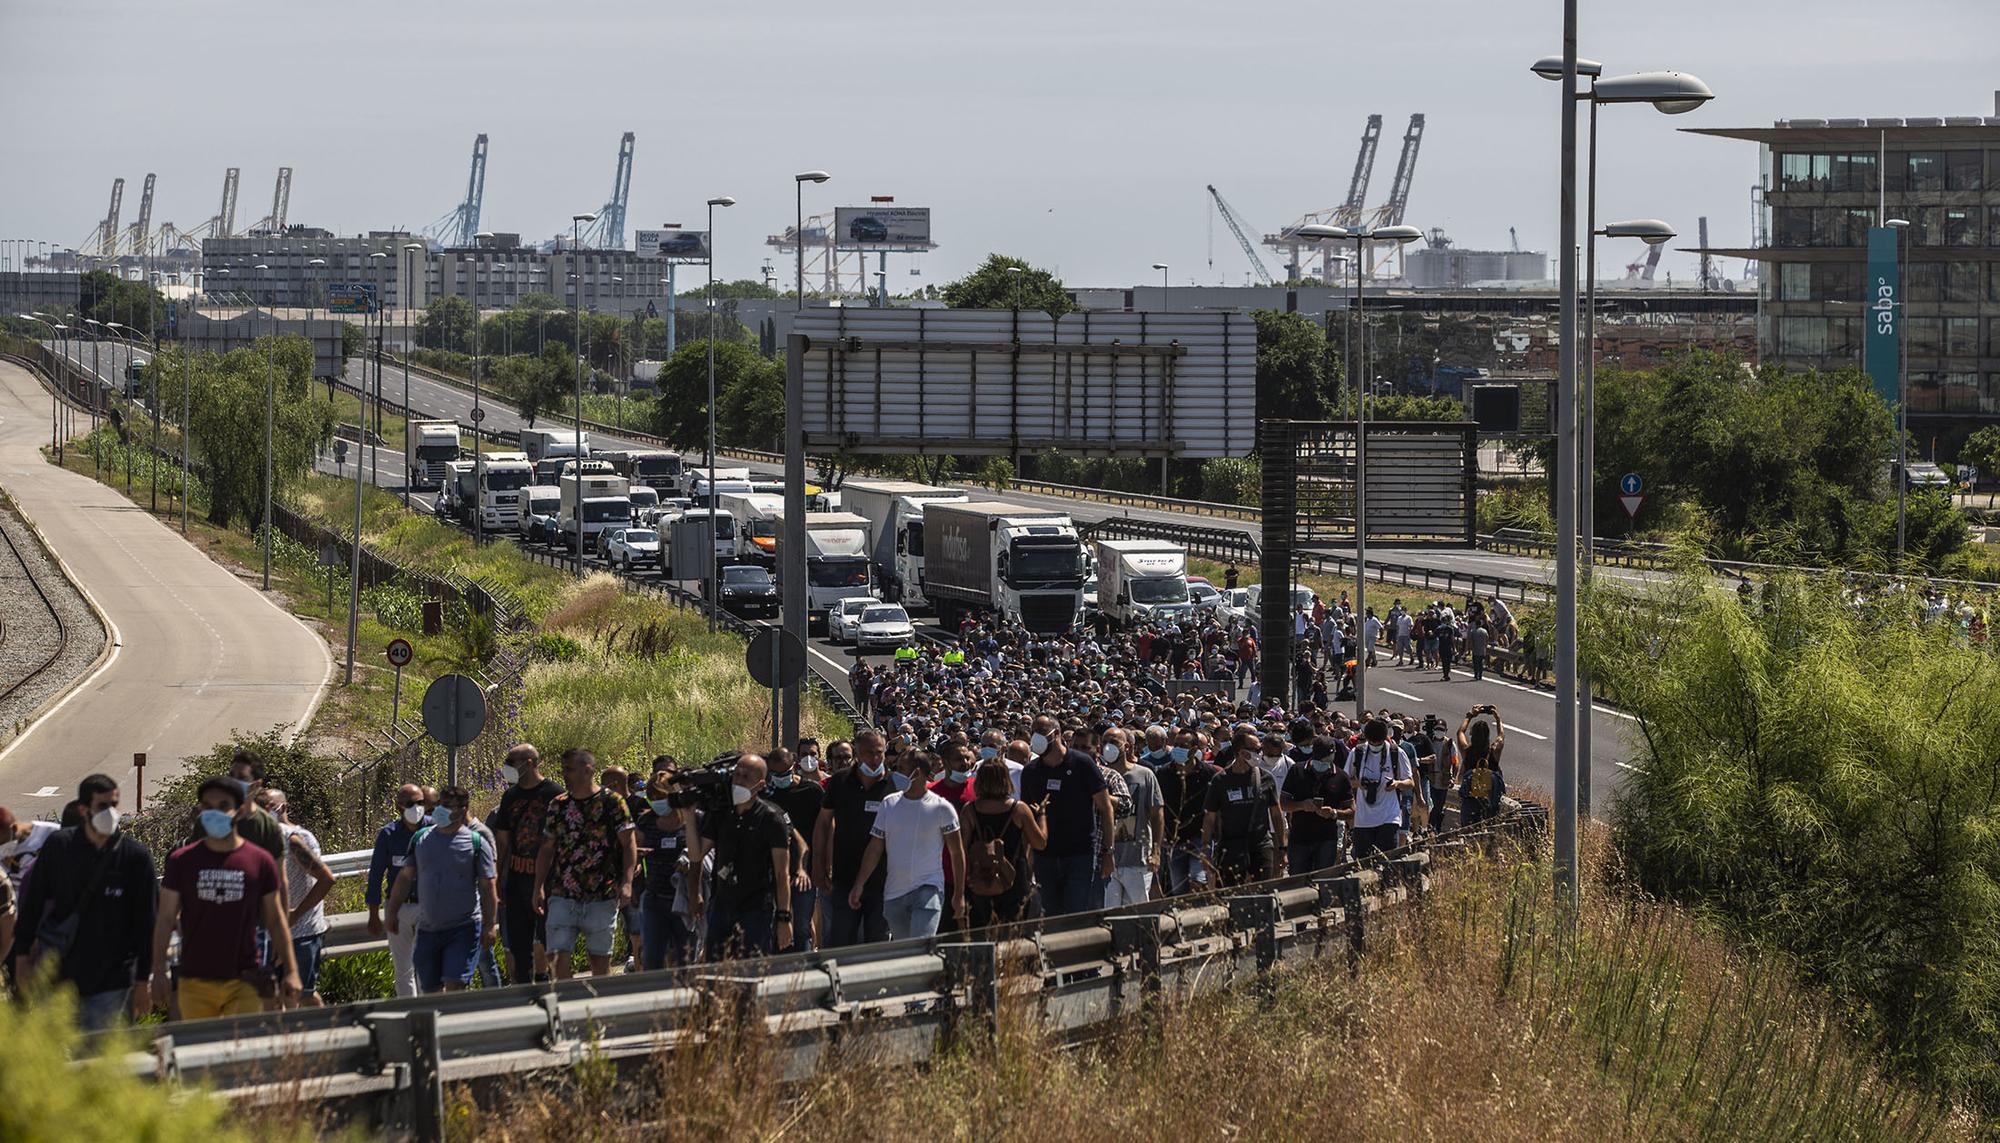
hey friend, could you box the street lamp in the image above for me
[1292,223,1422,719]
[1151,262,1169,291]
[401,242,425,507]
[18,314,63,462]
[1532,40,1715,900]
[252,264,276,588]
[570,212,597,577]
[307,257,327,323]
[471,232,495,544]
[794,171,830,310]
[705,195,736,631]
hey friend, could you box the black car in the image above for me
[712,564,779,617]
[848,216,890,243]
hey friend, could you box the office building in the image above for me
[1691,104,2000,444]
[202,229,426,313]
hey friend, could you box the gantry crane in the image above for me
[579,132,636,249]
[424,134,489,248]
[1362,114,1425,278]
[91,177,124,256]
[1206,185,1275,285]
[122,173,155,257]
[1264,114,1382,282]
[244,167,293,234]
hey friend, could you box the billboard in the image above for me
[796,308,1255,459]
[833,206,931,248]
[634,229,711,260]
[1865,226,1900,408]
[327,283,376,314]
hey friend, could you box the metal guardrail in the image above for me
[1482,526,2000,594]
[114,806,1543,1134]
[1006,476,1259,521]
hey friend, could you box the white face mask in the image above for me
[402,804,425,826]
[730,783,755,807]
[1029,732,1050,755]
[500,765,520,785]
[1101,743,1120,763]
[91,806,120,835]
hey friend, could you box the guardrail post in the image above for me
[1226,892,1280,1005]
[1107,914,1165,1021]
[1387,853,1429,903]
[939,942,1000,1043]
[409,1008,445,1143]
[1329,872,1365,974]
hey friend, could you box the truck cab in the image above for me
[477,456,536,531]
[923,501,1085,634]
[406,420,461,490]
[840,479,970,612]
[1094,539,1193,627]
[558,468,633,546]
[603,449,685,491]
[801,511,874,627]
[719,492,785,564]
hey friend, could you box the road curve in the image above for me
[0,361,331,811]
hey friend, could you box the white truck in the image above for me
[476,455,536,532]
[1094,539,1194,627]
[685,466,753,506]
[664,508,736,580]
[718,492,785,564]
[800,511,874,625]
[600,448,685,490]
[519,486,563,543]
[441,459,478,524]
[521,428,590,465]
[922,501,1085,634]
[842,479,969,611]
[405,420,460,490]
[558,469,632,547]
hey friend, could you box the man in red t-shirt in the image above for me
[152,777,298,1020]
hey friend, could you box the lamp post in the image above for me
[1152,261,1169,294]
[251,265,275,588]
[1532,57,1714,835]
[401,243,425,506]
[82,317,104,475]
[705,195,736,632]
[18,314,62,462]
[794,171,830,310]
[570,213,596,577]
[1293,224,1422,719]
[471,232,495,544]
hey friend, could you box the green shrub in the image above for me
[316,950,395,1006]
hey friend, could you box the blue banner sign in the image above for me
[1865,227,1900,408]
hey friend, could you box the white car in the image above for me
[605,527,662,571]
[854,603,916,652]
[827,596,876,645]
[1218,587,1251,623]
[1187,580,1223,614]
[1245,583,1316,630]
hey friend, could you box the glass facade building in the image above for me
[1691,116,2000,449]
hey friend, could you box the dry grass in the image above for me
[430,826,1969,1143]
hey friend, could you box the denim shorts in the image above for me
[545,896,619,957]
[415,921,481,992]
[292,932,326,994]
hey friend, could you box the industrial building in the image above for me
[202,230,426,312]
[1689,101,2000,444]
[1404,242,1547,289]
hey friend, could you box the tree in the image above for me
[1254,309,1336,421]
[420,296,476,350]
[717,354,786,448]
[1957,424,2000,480]
[76,270,166,337]
[494,344,575,427]
[339,321,365,367]
[942,255,1073,316]
[650,339,780,451]
[152,338,334,529]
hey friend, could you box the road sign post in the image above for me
[746,626,807,755]
[387,638,414,727]
[133,751,145,812]
[421,673,487,787]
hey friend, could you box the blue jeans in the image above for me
[414,921,481,991]
[1289,837,1342,876]
[1033,852,1103,917]
[704,896,775,961]
[639,890,694,970]
[77,987,130,1031]
[291,932,326,995]
[786,886,818,953]
[881,883,944,941]
[826,880,888,947]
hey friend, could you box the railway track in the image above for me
[0,510,70,709]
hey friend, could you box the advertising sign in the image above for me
[635,229,711,260]
[834,206,932,248]
[1865,226,1901,408]
[327,283,376,314]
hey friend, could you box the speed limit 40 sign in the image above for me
[386,638,414,668]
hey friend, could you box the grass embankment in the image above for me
[348,832,1961,1142]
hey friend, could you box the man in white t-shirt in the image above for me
[848,754,966,940]
[0,806,60,898]
[255,789,336,1008]
[1346,719,1415,861]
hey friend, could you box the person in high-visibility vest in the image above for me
[940,647,965,667]
[894,644,920,665]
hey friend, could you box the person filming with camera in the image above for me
[685,753,795,960]
[1346,718,1417,861]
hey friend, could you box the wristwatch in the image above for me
[773,909,792,922]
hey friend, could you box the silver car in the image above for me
[827,596,875,644]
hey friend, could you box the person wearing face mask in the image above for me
[635,764,701,969]
[253,789,336,1009]
[1100,727,1163,908]
[386,786,498,994]
[151,777,299,1019]
[1154,731,1218,896]
[849,751,965,941]
[698,753,795,960]
[9,774,157,1029]
[976,728,1022,798]
[1202,729,1286,887]
[1019,715,1115,917]
[1348,719,1418,860]
[1279,737,1354,874]
[762,747,822,953]
[366,783,431,998]
[795,737,825,784]
[492,744,561,985]
[814,729,893,947]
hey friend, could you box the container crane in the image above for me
[579,132,636,249]
[245,167,292,234]
[1265,113,1382,282]
[1363,113,1425,278]
[423,134,489,248]
[1206,185,1275,285]
[92,177,124,256]
[123,173,155,257]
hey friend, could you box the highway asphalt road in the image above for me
[331,356,1636,803]
[0,361,331,811]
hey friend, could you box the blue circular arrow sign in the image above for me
[1619,472,1643,496]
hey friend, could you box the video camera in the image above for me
[663,752,739,814]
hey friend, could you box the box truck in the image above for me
[718,492,785,564]
[922,501,1084,634]
[1094,539,1193,627]
[558,469,632,546]
[841,479,969,611]
[800,511,874,623]
[405,420,461,490]
[521,428,589,465]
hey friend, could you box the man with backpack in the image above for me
[386,785,498,994]
[1201,731,1286,886]
[1346,719,1416,861]
[10,774,157,1028]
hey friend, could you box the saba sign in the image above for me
[1864,226,1901,409]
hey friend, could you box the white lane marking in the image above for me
[1506,725,1549,740]
[1615,761,1647,773]
[24,785,59,797]
[1377,687,1423,703]
[1480,675,1638,721]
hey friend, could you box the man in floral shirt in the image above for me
[533,748,636,979]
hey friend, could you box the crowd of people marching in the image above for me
[0,593,1518,1029]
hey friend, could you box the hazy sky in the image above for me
[3,0,1993,288]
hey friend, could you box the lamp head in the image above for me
[1291,224,1347,242]
[1530,55,1603,80]
[1592,70,1714,113]
[573,213,598,223]
[1151,262,1168,270]
[1370,226,1424,244]
[795,170,831,184]
[1600,219,1677,244]
[1885,218,1910,230]
[707,196,737,207]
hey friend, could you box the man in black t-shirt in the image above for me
[633,763,699,970]
[1279,737,1354,874]
[1201,744,1286,887]
[492,744,562,984]
[1154,735,1218,896]
[698,754,794,960]
[764,747,822,952]
[814,729,893,946]
[1018,715,1113,916]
